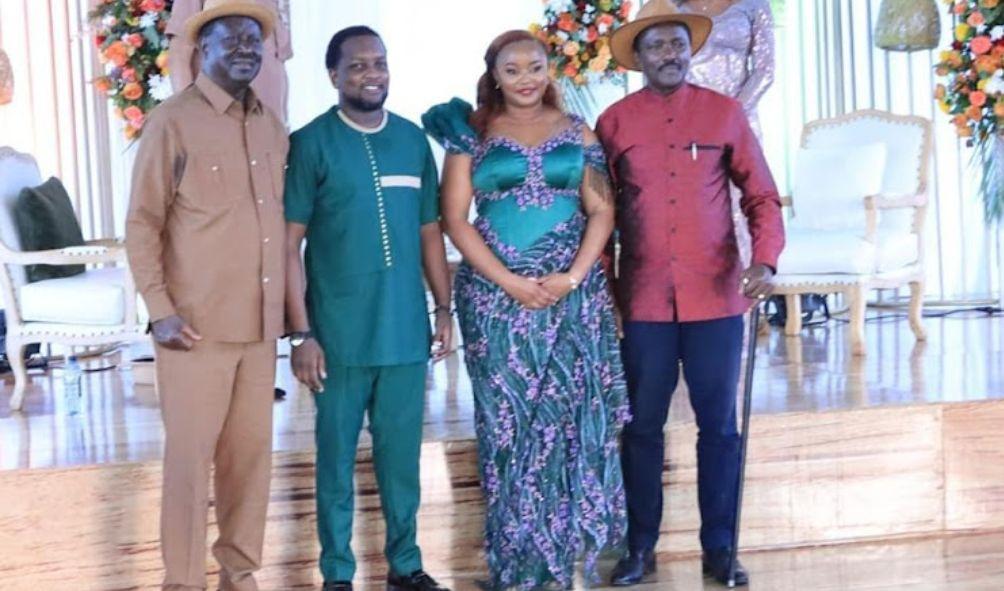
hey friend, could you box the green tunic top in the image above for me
[284,107,439,367]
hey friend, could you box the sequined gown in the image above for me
[423,99,630,590]
[681,0,776,263]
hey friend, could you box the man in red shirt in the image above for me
[596,1,784,586]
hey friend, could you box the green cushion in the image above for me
[14,177,86,283]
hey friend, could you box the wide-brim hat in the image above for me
[185,0,275,44]
[610,0,713,71]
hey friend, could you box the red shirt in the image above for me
[596,84,785,323]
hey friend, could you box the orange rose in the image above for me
[563,63,578,78]
[953,114,968,127]
[972,36,993,55]
[586,26,598,43]
[558,13,575,32]
[563,41,580,56]
[995,102,1004,117]
[121,67,137,82]
[971,90,988,107]
[123,105,144,122]
[124,125,138,140]
[955,2,968,14]
[981,0,999,8]
[155,51,169,71]
[975,55,997,73]
[934,84,946,100]
[93,76,112,94]
[103,41,130,67]
[139,0,166,10]
[958,125,974,137]
[126,33,144,48]
[968,11,986,27]
[122,82,143,100]
[966,104,983,120]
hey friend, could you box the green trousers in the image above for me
[315,362,426,582]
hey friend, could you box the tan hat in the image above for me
[610,0,713,71]
[185,0,275,43]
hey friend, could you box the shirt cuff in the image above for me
[143,291,177,323]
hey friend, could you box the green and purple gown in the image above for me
[424,99,630,590]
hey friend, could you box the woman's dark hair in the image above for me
[325,25,381,70]
[470,30,562,137]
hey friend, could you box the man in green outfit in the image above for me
[283,26,453,591]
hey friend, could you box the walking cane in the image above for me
[727,302,762,587]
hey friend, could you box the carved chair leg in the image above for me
[847,284,867,356]
[784,294,802,336]
[908,280,927,341]
[6,336,28,411]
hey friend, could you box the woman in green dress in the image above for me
[423,30,630,589]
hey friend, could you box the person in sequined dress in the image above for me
[677,0,776,264]
[423,29,631,591]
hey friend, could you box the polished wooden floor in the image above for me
[2,314,1002,470]
[1,315,1003,589]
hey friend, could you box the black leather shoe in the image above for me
[610,548,657,586]
[322,582,352,591]
[386,570,450,591]
[702,548,749,586]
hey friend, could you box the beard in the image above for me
[342,91,387,113]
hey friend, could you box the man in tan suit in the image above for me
[166,0,292,122]
[125,1,287,588]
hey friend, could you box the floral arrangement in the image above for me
[531,0,633,86]
[90,0,174,140]
[935,0,1004,220]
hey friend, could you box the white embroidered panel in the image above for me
[380,175,421,189]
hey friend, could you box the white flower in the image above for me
[598,23,610,35]
[102,15,116,27]
[547,0,571,11]
[149,75,173,102]
[985,72,1004,96]
[977,24,988,34]
[992,25,1004,42]
[139,12,158,29]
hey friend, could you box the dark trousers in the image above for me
[620,316,743,552]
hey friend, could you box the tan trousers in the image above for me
[155,340,276,591]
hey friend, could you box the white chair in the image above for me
[0,147,146,410]
[773,110,930,356]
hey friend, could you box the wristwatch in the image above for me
[288,330,313,347]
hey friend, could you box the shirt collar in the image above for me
[195,73,263,116]
[641,82,695,108]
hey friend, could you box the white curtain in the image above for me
[0,0,117,240]
[285,0,544,132]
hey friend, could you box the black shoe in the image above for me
[610,548,657,586]
[386,570,450,591]
[702,548,749,586]
[322,582,352,591]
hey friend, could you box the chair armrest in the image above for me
[865,193,927,210]
[0,243,127,266]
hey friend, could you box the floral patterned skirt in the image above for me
[455,214,631,590]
